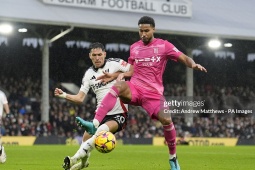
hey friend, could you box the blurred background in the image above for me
[0,0,254,145]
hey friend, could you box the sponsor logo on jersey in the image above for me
[90,75,96,80]
[135,56,161,63]
[91,79,114,90]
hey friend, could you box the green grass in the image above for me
[1,145,255,170]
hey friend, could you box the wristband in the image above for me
[59,92,67,99]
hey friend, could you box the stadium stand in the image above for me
[0,75,254,140]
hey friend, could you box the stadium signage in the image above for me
[153,137,238,146]
[2,137,36,146]
[42,0,192,17]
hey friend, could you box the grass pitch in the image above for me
[1,145,255,170]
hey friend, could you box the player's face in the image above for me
[89,48,106,68]
[138,24,155,45]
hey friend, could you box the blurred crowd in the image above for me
[0,76,254,139]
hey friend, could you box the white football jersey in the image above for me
[0,90,8,117]
[80,58,130,115]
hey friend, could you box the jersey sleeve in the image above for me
[109,58,131,72]
[165,40,183,62]
[80,71,90,94]
[128,44,135,65]
[128,56,134,65]
[116,58,131,72]
[0,92,8,104]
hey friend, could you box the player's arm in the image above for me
[116,64,134,81]
[3,103,10,114]
[177,54,207,72]
[96,71,123,84]
[54,88,86,104]
[97,63,134,83]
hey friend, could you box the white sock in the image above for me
[72,136,96,161]
[170,154,176,160]
[81,152,91,165]
[71,123,110,162]
[95,124,110,133]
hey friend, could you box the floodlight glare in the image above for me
[224,43,232,47]
[18,28,27,33]
[208,39,221,49]
[0,24,13,34]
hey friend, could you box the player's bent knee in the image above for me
[114,81,127,92]
[160,117,173,125]
[96,124,110,133]
[83,132,92,142]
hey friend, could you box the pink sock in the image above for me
[163,123,176,155]
[95,86,119,122]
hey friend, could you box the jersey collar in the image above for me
[92,60,106,72]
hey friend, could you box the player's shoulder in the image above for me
[0,90,4,95]
[130,41,144,51]
[155,38,170,44]
[131,40,142,47]
[86,66,94,72]
[84,66,95,75]
[131,38,170,47]
[154,38,175,48]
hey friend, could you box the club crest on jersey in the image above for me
[104,69,109,73]
[153,47,158,54]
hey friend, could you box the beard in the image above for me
[141,37,151,45]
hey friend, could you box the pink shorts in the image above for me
[126,81,168,120]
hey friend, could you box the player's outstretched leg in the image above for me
[169,157,181,170]
[70,153,90,170]
[70,162,89,170]
[65,136,94,170]
[76,117,97,135]
[63,156,76,170]
[0,145,7,163]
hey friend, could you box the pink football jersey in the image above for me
[128,38,183,95]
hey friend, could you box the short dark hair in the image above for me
[89,42,105,52]
[138,16,155,27]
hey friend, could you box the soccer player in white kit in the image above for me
[54,42,133,170]
[0,90,10,163]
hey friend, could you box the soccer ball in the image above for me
[94,131,116,153]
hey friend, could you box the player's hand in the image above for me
[116,73,125,81]
[192,64,207,72]
[54,88,67,98]
[54,88,62,96]
[6,113,11,119]
[96,71,116,84]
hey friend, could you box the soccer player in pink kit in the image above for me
[79,16,207,170]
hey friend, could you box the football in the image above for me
[94,131,116,153]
